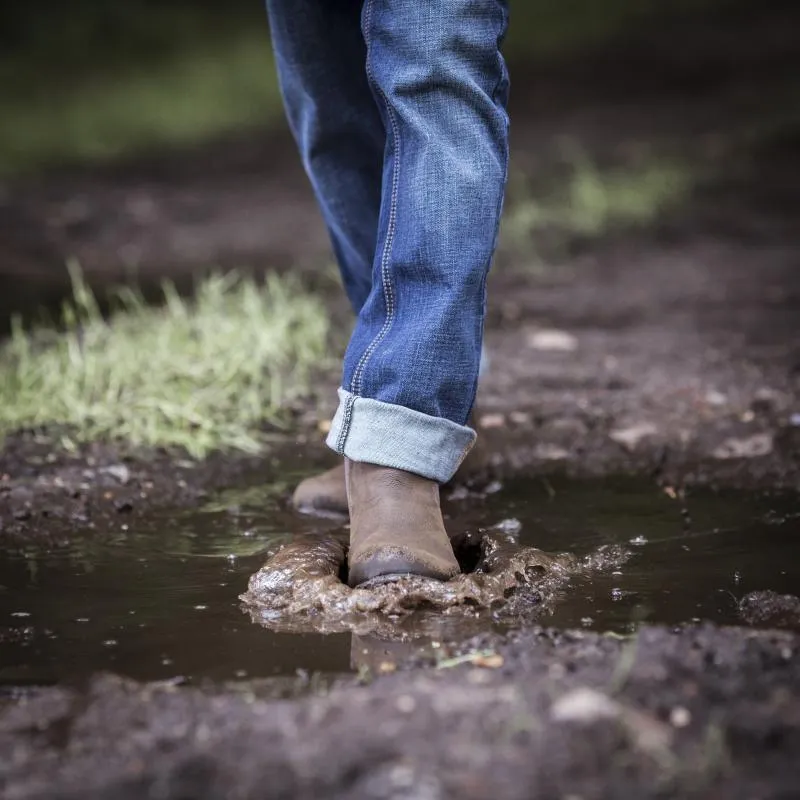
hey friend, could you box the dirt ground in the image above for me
[1,2,799,797]
[2,625,799,799]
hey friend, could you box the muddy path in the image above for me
[2,625,799,800]
[1,2,800,798]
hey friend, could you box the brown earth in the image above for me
[1,1,799,797]
[2,625,799,800]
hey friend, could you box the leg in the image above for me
[328,0,510,481]
[268,0,384,517]
[266,0,385,313]
[331,0,511,585]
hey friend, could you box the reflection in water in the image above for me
[1,472,798,687]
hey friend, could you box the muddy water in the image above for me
[1,473,798,687]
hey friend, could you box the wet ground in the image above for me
[2,2,800,797]
[2,473,798,690]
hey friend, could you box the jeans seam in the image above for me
[350,0,399,400]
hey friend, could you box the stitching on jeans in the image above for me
[335,392,356,452]
[350,0,399,400]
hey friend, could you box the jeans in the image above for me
[267,0,510,483]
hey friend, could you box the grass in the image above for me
[0,267,330,457]
[502,148,692,251]
[0,0,734,176]
[0,27,282,176]
[505,0,729,58]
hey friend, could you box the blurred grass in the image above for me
[506,0,725,57]
[0,0,731,177]
[0,14,282,177]
[502,148,692,251]
[0,267,330,457]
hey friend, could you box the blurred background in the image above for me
[0,0,798,328]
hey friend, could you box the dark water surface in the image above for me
[1,473,798,686]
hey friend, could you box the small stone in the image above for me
[712,433,773,460]
[479,413,506,429]
[472,654,504,669]
[104,464,131,485]
[527,329,578,352]
[629,535,648,546]
[509,411,532,425]
[378,661,396,674]
[396,695,416,713]
[534,443,570,461]
[551,688,620,723]
[317,419,332,434]
[669,707,691,728]
[705,390,728,407]
[609,422,658,451]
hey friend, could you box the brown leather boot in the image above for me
[345,459,460,588]
[291,464,348,517]
[291,414,482,518]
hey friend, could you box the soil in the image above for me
[1,1,799,797]
[2,625,799,799]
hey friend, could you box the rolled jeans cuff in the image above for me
[326,388,476,483]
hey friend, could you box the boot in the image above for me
[291,414,482,518]
[291,463,348,517]
[345,459,460,588]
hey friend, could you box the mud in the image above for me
[242,530,629,634]
[739,591,800,631]
[1,624,799,800]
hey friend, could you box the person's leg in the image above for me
[329,0,511,585]
[267,0,385,516]
[266,0,384,314]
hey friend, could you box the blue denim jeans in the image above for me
[267,0,510,482]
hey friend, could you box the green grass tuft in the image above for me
[0,267,330,457]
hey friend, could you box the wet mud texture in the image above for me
[1,624,798,800]
[242,531,629,635]
[739,591,800,631]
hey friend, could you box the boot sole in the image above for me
[348,554,460,589]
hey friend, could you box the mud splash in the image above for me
[241,528,629,635]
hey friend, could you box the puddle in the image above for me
[1,474,798,687]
